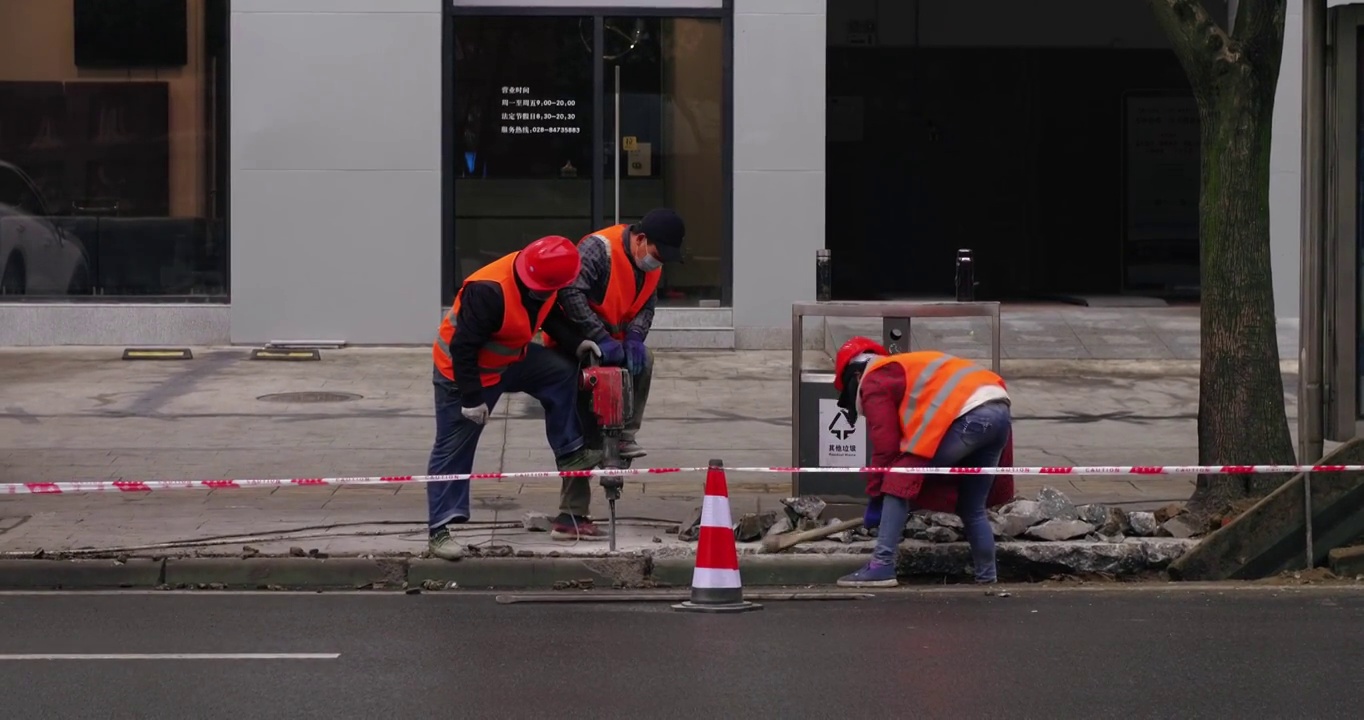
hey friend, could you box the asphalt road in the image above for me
[0,587,1360,719]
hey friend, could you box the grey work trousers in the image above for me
[559,346,653,517]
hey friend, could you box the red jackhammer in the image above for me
[579,354,634,551]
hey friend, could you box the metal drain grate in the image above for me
[256,391,363,403]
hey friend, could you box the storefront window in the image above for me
[0,0,228,299]
[448,13,728,306]
[450,16,595,293]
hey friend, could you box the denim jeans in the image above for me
[426,344,585,531]
[872,400,1013,583]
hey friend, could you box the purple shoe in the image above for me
[836,560,898,588]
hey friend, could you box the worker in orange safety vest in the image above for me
[539,207,684,491]
[829,337,1014,588]
[427,236,603,560]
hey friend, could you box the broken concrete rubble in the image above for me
[1100,507,1132,536]
[999,499,1045,523]
[903,514,931,538]
[733,511,778,543]
[1160,514,1204,539]
[764,515,793,538]
[1025,519,1096,542]
[681,488,1205,547]
[1154,503,1187,524]
[895,538,1195,579]
[921,511,964,530]
[1036,487,1080,521]
[522,512,552,533]
[1127,511,1160,537]
[922,526,961,544]
[1076,504,1109,525]
[989,511,1035,540]
[781,496,827,522]
[676,505,703,542]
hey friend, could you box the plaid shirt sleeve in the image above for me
[556,235,611,342]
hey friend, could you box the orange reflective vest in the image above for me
[433,252,556,386]
[864,351,1006,459]
[583,224,660,340]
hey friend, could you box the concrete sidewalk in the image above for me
[0,342,1300,565]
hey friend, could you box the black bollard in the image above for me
[955,248,975,302]
[816,249,832,302]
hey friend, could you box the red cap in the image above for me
[833,336,888,391]
[515,236,581,292]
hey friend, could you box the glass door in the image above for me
[597,16,726,306]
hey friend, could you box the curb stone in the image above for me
[408,556,651,589]
[0,559,163,589]
[163,558,405,589]
[652,555,868,587]
[0,542,1199,590]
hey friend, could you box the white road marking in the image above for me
[0,653,339,660]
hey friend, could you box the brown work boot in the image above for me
[550,514,609,541]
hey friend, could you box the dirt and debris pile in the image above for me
[673,487,1216,545]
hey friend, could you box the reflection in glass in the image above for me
[602,17,725,306]
[449,14,728,307]
[450,16,594,301]
[0,0,228,298]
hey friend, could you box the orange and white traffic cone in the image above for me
[673,459,762,613]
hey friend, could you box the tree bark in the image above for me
[1147,0,1295,516]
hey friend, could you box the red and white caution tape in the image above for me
[1,463,1362,496]
[0,467,697,496]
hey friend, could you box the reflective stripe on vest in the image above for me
[433,316,523,380]
[432,252,554,386]
[584,226,661,340]
[866,351,1004,459]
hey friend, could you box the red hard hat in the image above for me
[515,235,581,292]
[833,336,888,392]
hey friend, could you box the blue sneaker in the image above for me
[836,560,898,588]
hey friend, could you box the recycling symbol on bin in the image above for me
[828,408,856,440]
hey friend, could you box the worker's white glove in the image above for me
[576,340,602,360]
[461,403,489,425]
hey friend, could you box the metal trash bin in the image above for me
[791,302,1002,519]
[795,370,866,499]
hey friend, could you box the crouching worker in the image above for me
[550,208,687,459]
[427,236,603,560]
[831,337,1015,588]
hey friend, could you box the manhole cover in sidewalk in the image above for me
[256,391,363,403]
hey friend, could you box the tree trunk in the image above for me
[1189,68,1296,516]
[1146,0,1293,518]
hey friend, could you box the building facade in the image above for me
[0,0,1349,350]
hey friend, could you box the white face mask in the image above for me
[637,253,663,272]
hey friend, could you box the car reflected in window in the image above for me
[0,161,92,296]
